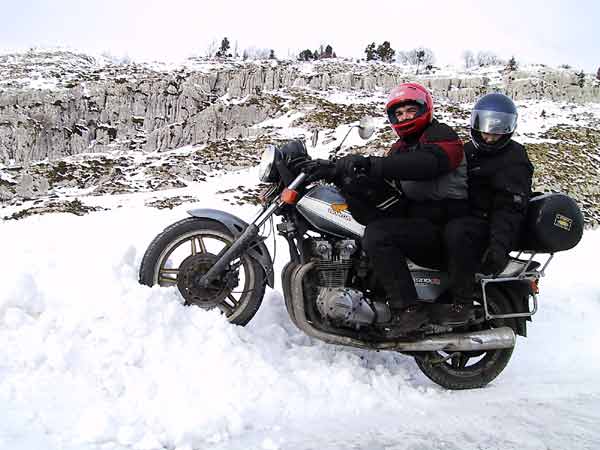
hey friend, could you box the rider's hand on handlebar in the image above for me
[297,155,371,184]
[296,159,337,183]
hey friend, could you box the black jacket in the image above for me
[465,140,534,251]
[340,120,468,225]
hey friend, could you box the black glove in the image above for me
[296,158,337,183]
[481,244,509,275]
[335,155,371,182]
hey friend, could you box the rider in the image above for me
[442,93,534,324]
[305,82,469,332]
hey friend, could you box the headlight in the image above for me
[258,145,280,182]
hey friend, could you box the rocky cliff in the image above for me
[1,50,599,227]
[1,50,599,165]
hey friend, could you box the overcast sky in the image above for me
[1,0,598,71]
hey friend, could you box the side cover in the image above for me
[187,208,274,287]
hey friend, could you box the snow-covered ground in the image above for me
[1,50,600,448]
[1,161,599,450]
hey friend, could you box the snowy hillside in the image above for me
[1,165,600,450]
[2,50,600,225]
[1,51,600,449]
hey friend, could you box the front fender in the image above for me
[187,208,274,288]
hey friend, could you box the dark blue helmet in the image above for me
[470,93,518,152]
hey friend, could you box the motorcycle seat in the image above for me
[408,258,541,279]
[407,260,440,272]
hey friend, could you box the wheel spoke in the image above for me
[217,302,233,315]
[451,354,460,369]
[159,268,178,286]
[451,353,470,369]
[189,236,208,255]
[197,236,207,253]
[159,276,177,285]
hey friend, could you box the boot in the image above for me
[430,302,473,325]
[388,302,430,334]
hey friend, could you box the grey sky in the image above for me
[1,0,598,71]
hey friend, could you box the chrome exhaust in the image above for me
[393,327,515,351]
[289,262,515,352]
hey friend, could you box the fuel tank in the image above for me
[296,185,365,238]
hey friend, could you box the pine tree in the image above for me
[506,56,518,72]
[216,37,231,57]
[415,49,425,74]
[269,49,276,60]
[576,70,586,88]
[324,45,333,58]
[377,41,395,62]
[298,49,313,61]
[365,42,377,61]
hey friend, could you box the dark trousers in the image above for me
[362,217,444,309]
[444,217,490,301]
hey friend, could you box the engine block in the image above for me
[313,239,357,288]
[316,287,375,327]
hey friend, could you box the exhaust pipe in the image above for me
[290,262,515,352]
[391,327,515,351]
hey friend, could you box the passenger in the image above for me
[442,93,534,325]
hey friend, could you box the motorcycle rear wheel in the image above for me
[139,217,265,326]
[414,288,516,390]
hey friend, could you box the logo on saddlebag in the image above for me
[553,214,573,231]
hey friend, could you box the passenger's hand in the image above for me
[481,244,509,275]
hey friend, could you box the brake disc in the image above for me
[176,253,232,307]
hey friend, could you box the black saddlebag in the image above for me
[519,193,584,253]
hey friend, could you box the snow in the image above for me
[1,162,600,450]
[1,48,600,449]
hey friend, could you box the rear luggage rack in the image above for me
[477,252,554,321]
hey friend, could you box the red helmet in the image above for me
[385,82,433,137]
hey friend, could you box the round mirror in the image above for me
[357,117,375,140]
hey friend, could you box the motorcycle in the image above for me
[139,119,584,390]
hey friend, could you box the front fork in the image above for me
[198,173,307,288]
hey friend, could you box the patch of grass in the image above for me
[145,196,197,209]
[4,199,107,220]
[33,157,119,188]
[541,125,600,145]
[288,93,380,129]
[527,142,600,226]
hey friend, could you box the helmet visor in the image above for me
[471,109,517,134]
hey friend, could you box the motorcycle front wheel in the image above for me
[414,287,517,390]
[139,217,266,325]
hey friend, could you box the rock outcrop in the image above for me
[1,51,599,165]
[1,50,600,227]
